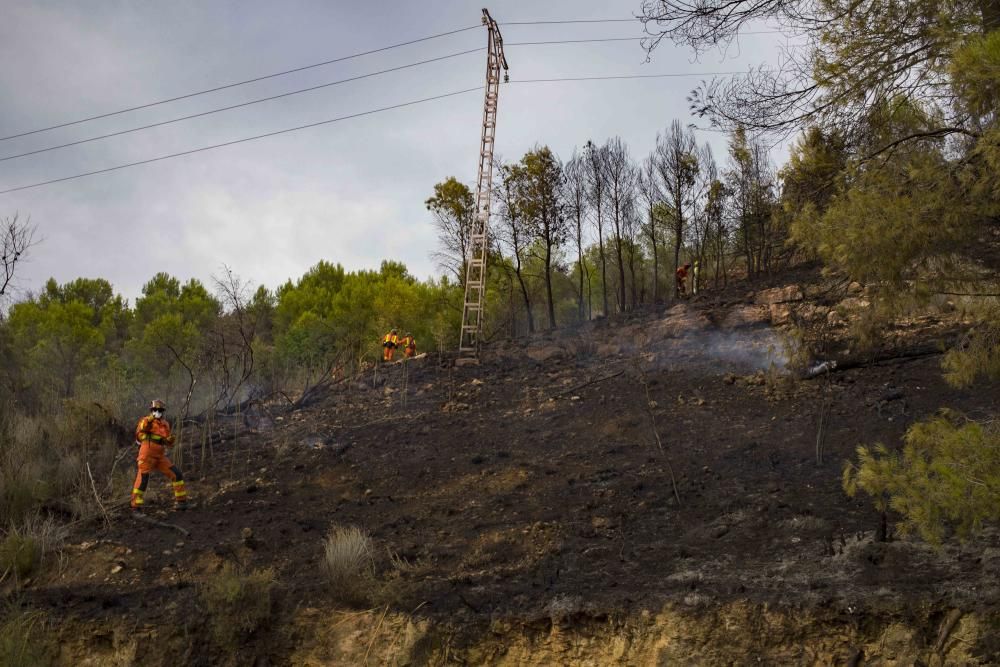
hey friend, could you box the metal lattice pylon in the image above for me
[458,8,508,360]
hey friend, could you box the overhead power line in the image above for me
[501,19,638,25]
[511,72,745,83]
[508,37,641,46]
[0,48,484,163]
[508,32,786,46]
[0,70,756,195]
[0,24,481,144]
[0,87,484,195]
[0,20,786,146]
[1,37,742,162]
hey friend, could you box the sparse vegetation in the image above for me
[321,525,375,607]
[199,563,276,649]
[0,532,39,581]
[0,516,65,583]
[0,605,52,667]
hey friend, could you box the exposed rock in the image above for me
[721,305,771,329]
[755,286,804,305]
[769,303,794,325]
[839,297,872,310]
[797,304,830,322]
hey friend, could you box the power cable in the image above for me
[508,37,641,45]
[2,38,750,162]
[0,69,763,195]
[506,33,787,47]
[1,21,786,145]
[0,47,484,163]
[501,19,639,25]
[0,86,484,195]
[511,72,745,83]
[0,24,481,143]
[500,18,789,37]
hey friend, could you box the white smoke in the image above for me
[601,306,796,375]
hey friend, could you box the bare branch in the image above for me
[1,213,38,298]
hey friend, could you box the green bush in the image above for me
[200,563,276,648]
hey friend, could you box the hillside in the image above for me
[9,273,1000,666]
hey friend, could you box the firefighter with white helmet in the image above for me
[130,399,188,511]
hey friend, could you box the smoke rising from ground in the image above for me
[611,317,795,375]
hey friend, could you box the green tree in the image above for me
[128,273,221,408]
[508,146,568,329]
[844,412,1000,543]
[426,177,476,286]
[496,161,537,334]
[7,277,128,400]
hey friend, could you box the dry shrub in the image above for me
[321,525,375,606]
[0,605,53,666]
[200,563,276,649]
[0,515,65,583]
[0,534,38,581]
[0,400,130,527]
[0,416,48,527]
[0,475,42,529]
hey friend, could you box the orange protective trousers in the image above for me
[383,346,395,361]
[131,442,187,508]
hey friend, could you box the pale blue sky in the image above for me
[0,1,799,302]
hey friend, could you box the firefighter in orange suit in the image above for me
[402,332,417,358]
[382,328,399,362]
[131,399,188,511]
[676,263,692,297]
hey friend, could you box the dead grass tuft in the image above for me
[321,525,375,607]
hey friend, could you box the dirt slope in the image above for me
[13,278,1000,665]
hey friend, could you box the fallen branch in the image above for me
[132,512,190,537]
[633,361,682,506]
[86,462,111,528]
[802,344,945,380]
[58,499,130,530]
[387,353,428,365]
[552,369,625,399]
[102,447,132,495]
[815,400,828,466]
[934,608,963,655]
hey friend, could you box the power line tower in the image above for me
[457,8,508,363]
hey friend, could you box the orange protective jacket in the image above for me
[382,332,399,348]
[676,266,688,280]
[136,415,175,447]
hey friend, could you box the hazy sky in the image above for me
[0,1,799,303]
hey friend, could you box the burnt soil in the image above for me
[15,274,1000,662]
